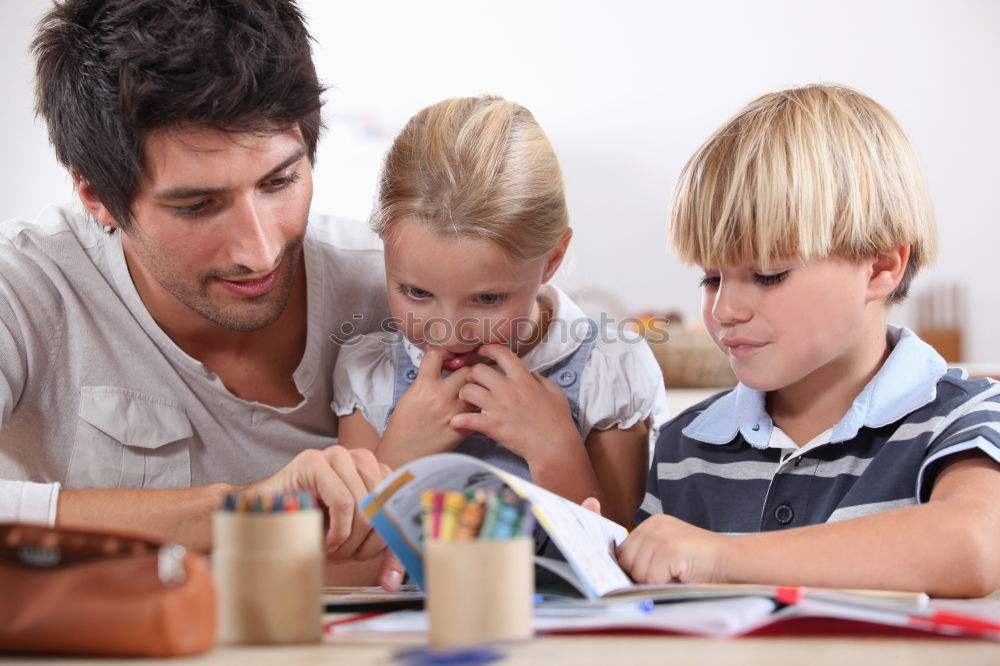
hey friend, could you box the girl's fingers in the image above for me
[417,347,446,379]
[476,344,531,380]
[457,382,491,408]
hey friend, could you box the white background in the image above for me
[2,0,998,361]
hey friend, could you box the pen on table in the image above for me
[534,598,656,615]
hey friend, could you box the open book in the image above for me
[328,594,1000,640]
[361,454,918,604]
[360,452,631,598]
[354,453,1000,640]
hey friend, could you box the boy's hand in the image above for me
[450,344,584,466]
[616,514,729,584]
[377,348,473,468]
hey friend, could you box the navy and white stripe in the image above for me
[636,326,1000,533]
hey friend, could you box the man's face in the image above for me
[117,126,312,332]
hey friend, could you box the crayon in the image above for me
[514,502,535,538]
[431,491,445,539]
[420,490,436,541]
[490,498,521,539]
[477,492,502,540]
[455,490,486,540]
[439,491,465,541]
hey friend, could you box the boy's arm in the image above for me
[618,450,1000,598]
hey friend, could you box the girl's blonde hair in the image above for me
[671,84,937,302]
[370,95,568,260]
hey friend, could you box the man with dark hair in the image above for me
[1,0,400,586]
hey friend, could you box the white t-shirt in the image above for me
[332,284,670,448]
[0,203,388,524]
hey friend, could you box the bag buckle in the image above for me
[157,544,187,586]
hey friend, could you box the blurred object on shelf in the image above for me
[915,282,965,362]
[638,312,738,389]
[625,310,677,342]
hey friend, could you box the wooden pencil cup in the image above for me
[212,510,323,644]
[425,537,535,646]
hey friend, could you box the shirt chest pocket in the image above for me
[68,387,193,489]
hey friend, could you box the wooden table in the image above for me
[4,620,999,666]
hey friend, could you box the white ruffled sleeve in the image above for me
[331,334,397,435]
[578,333,670,443]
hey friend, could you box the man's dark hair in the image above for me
[32,0,324,230]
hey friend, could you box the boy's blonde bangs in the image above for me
[670,85,937,294]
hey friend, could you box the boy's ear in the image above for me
[541,229,573,283]
[72,171,123,231]
[866,245,910,303]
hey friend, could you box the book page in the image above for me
[360,453,631,597]
[360,453,512,588]
[499,474,632,599]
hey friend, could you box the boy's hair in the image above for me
[670,84,937,302]
[370,95,568,260]
[32,0,324,230]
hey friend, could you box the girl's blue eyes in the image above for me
[397,285,506,305]
[698,271,790,288]
[475,293,505,305]
[400,285,431,299]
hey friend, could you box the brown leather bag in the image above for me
[0,522,216,657]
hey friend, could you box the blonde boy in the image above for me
[620,84,1000,597]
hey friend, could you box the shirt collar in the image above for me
[682,325,948,449]
[402,284,588,372]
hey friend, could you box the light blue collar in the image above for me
[681,325,947,449]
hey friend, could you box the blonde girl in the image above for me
[333,96,668,526]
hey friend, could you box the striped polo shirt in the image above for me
[636,326,1000,533]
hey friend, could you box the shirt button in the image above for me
[404,368,418,382]
[774,504,794,525]
[556,369,577,387]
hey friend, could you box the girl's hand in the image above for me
[450,343,584,467]
[616,514,729,584]
[377,348,473,468]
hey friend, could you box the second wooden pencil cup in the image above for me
[425,537,535,646]
[212,508,323,644]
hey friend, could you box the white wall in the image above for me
[3,0,998,361]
